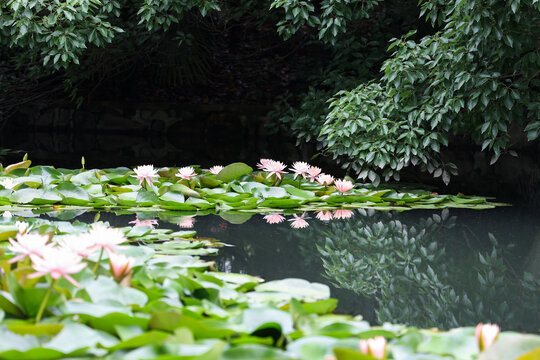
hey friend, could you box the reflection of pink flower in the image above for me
[29,247,87,287]
[316,174,334,186]
[475,323,500,351]
[57,234,96,258]
[333,209,354,219]
[8,233,51,263]
[261,159,287,180]
[178,217,195,228]
[290,161,311,180]
[307,166,322,181]
[359,336,386,359]
[87,223,127,254]
[316,211,333,221]
[133,165,159,186]
[129,217,158,228]
[108,251,135,281]
[289,213,309,229]
[264,214,285,224]
[209,166,224,175]
[176,166,196,180]
[334,179,354,193]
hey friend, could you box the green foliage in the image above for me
[269,0,380,43]
[318,0,540,184]
[0,0,220,69]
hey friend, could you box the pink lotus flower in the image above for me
[129,217,158,228]
[359,336,387,359]
[334,179,354,193]
[108,251,135,281]
[133,165,158,186]
[316,174,334,186]
[8,233,51,263]
[475,323,500,351]
[28,247,87,287]
[290,161,311,180]
[178,217,196,228]
[307,166,322,181]
[176,166,197,180]
[316,211,333,221]
[257,158,273,170]
[264,214,286,224]
[289,213,309,229]
[261,159,287,180]
[209,165,224,175]
[87,223,127,253]
[57,234,97,258]
[333,209,354,219]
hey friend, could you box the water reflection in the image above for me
[4,206,540,331]
[269,208,540,332]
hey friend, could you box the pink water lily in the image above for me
[133,165,158,186]
[333,209,354,219]
[129,217,158,228]
[257,158,273,170]
[316,211,333,221]
[359,336,387,359]
[29,247,87,287]
[176,166,197,180]
[178,217,196,228]
[334,179,354,193]
[307,166,322,181]
[108,251,136,281]
[475,323,500,351]
[290,161,311,180]
[57,234,97,258]
[289,213,309,229]
[260,159,287,180]
[8,232,51,263]
[316,174,334,186]
[209,165,224,175]
[2,211,12,218]
[87,223,127,253]
[264,214,286,224]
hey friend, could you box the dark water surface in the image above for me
[22,206,540,333]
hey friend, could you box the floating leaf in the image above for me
[5,160,31,174]
[216,163,253,183]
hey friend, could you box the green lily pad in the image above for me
[216,163,253,182]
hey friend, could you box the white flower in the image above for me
[0,178,15,189]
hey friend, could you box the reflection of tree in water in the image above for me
[296,209,540,331]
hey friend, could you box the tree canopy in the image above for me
[1,0,539,184]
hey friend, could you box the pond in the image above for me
[1,126,540,359]
[16,204,540,333]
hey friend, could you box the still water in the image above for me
[19,205,540,333]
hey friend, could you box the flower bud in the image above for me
[475,323,500,351]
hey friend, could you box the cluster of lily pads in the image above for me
[0,157,496,213]
[1,215,539,360]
